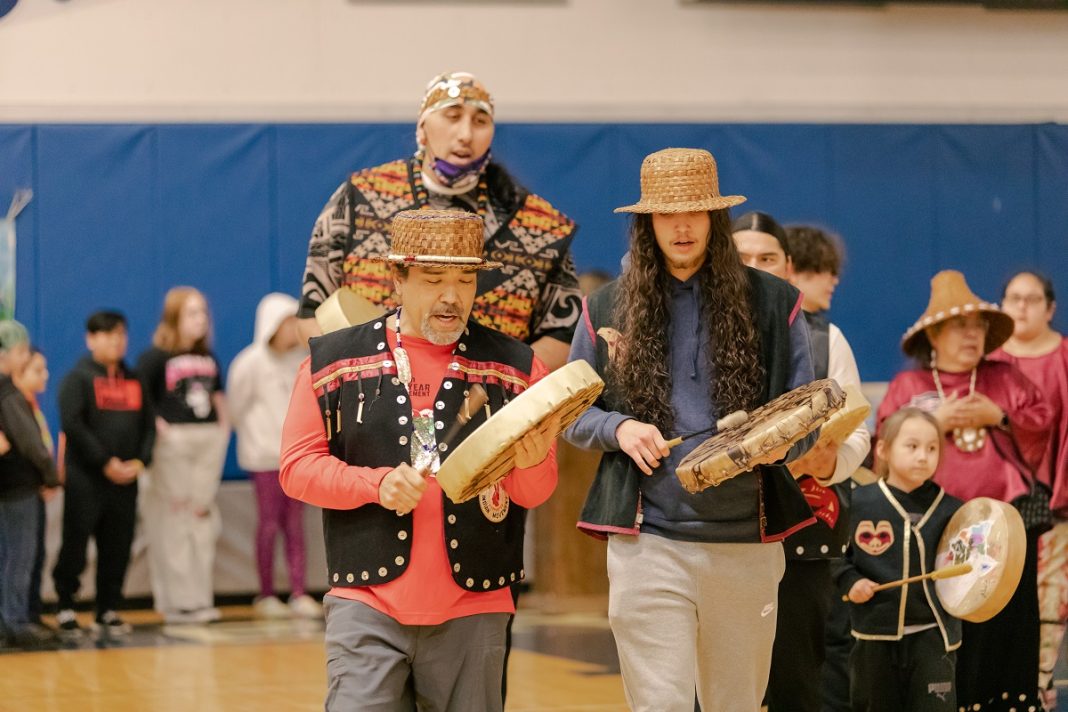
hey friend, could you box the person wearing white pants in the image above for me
[138,287,229,624]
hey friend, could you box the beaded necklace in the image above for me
[931,364,986,453]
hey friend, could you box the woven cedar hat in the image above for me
[901,270,1015,358]
[615,148,746,214]
[380,210,501,270]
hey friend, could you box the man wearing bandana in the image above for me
[297,71,582,372]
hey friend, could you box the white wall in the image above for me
[1,0,1067,123]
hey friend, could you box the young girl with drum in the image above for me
[836,407,963,712]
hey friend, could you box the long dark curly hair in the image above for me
[610,211,764,432]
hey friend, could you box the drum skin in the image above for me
[934,497,1026,623]
[314,290,386,334]
[436,360,604,504]
[675,378,846,494]
[815,384,870,448]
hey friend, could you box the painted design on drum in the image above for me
[800,477,840,529]
[935,519,1000,610]
[855,520,894,556]
[479,483,510,522]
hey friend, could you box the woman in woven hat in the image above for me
[989,271,1068,708]
[281,210,557,712]
[297,71,581,372]
[566,148,818,711]
[876,270,1054,711]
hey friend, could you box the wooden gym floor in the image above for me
[0,604,627,712]
[5,603,1068,712]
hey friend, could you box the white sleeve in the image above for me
[824,323,871,485]
[225,349,256,429]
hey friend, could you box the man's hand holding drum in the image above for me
[514,414,561,470]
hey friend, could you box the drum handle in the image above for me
[665,410,749,450]
[840,563,972,602]
[427,384,490,477]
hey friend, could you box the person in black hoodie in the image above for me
[52,311,154,638]
[0,319,61,649]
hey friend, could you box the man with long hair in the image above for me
[565,148,817,711]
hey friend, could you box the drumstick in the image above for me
[665,410,749,450]
[424,385,490,477]
[841,563,973,602]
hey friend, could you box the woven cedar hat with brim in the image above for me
[615,148,746,214]
[901,270,1015,359]
[379,210,502,270]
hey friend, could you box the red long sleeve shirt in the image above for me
[280,329,557,625]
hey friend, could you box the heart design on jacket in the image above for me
[855,520,894,556]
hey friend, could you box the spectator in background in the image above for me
[52,311,154,639]
[228,293,319,620]
[13,348,57,634]
[0,321,60,649]
[138,288,229,625]
[988,271,1068,708]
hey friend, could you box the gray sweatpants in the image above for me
[607,533,785,712]
[323,596,509,712]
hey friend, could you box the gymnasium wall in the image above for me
[2,0,1068,124]
[3,0,1067,480]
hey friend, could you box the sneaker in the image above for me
[56,609,85,639]
[163,609,203,625]
[12,623,59,650]
[93,611,132,637]
[194,607,222,624]
[253,595,290,619]
[288,594,323,619]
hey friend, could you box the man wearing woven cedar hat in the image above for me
[876,270,1053,712]
[297,71,581,372]
[280,210,558,711]
[564,148,818,711]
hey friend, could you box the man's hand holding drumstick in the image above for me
[380,464,429,516]
[615,420,671,476]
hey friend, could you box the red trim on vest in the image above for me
[576,521,641,540]
[453,356,530,393]
[761,515,817,543]
[311,354,398,396]
[788,292,804,326]
[582,295,596,345]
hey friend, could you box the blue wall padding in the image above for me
[2,122,1065,478]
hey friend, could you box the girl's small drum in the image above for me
[934,497,1026,623]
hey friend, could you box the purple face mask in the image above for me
[430,151,491,187]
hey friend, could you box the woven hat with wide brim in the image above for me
[901,270,1015,358]
[615,148,747,214]
[377,210,502,270]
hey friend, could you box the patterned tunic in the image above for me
[299,158,582,345]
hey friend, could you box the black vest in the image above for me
[837,481,962,651]
[576,267,815,542]
[786,311,853,560]
[308,314,534,593]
